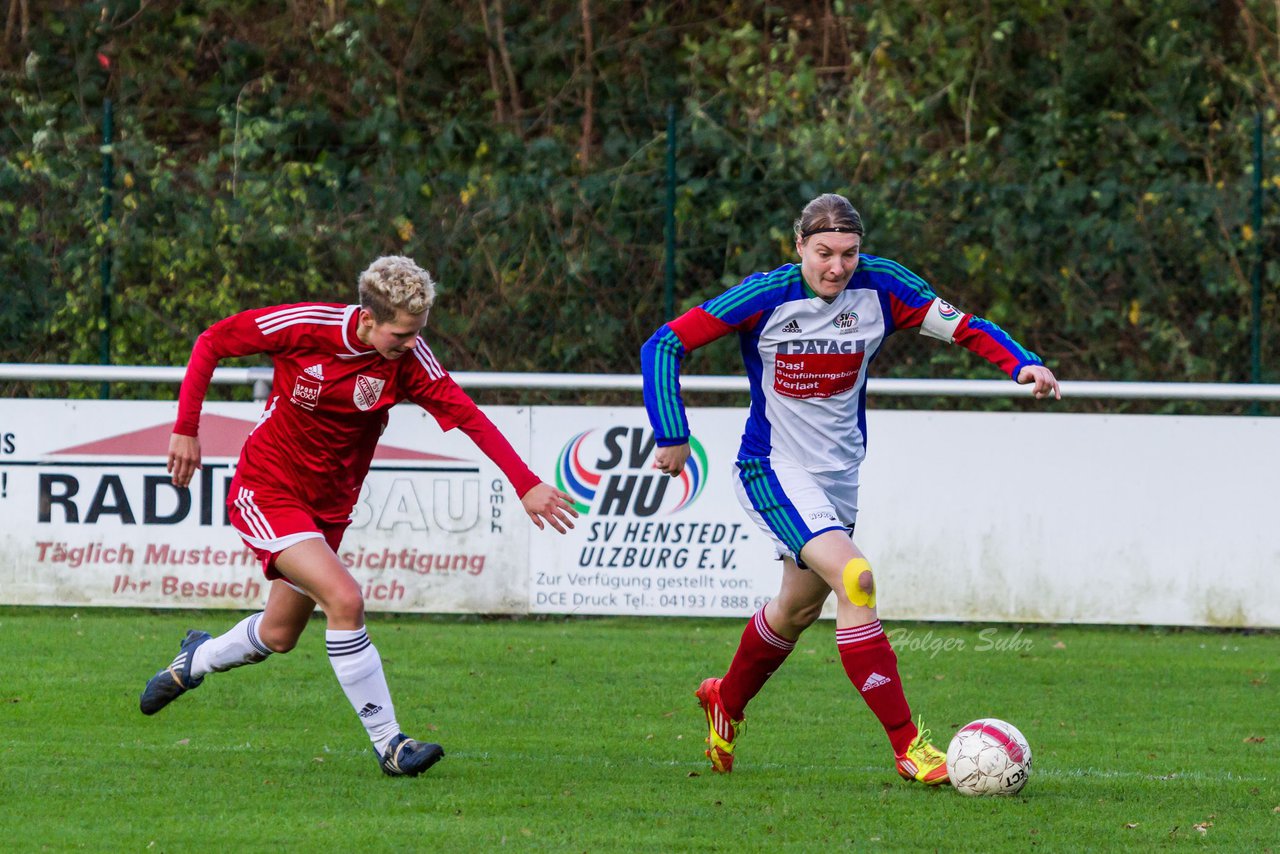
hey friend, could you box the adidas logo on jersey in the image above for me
[304,363,325,380]
[781,319,802,333]
[860,672,891,692]
[358,702,384,718]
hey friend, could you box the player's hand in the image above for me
[654,442,691,477]
[1017,365,1061,400]
[522,482,579,534]
[167,432,202,488]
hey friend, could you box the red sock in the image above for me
[719,607,796,719]
[836,620,917,755]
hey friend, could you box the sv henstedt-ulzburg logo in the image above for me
[556,427,707,517]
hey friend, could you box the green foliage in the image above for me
[2,1,1277,401]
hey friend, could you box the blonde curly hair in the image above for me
[358,256,436,322]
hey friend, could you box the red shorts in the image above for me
[227,479,351,581]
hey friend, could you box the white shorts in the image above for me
[733,456,859,565]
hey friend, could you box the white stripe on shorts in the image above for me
[233,488,276,541]
[231,488,323,556]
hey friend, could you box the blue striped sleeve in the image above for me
[641,325,691,446]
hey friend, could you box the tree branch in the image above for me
[579,0,595,169]
[491,0,523,121]
[478,0,508,123]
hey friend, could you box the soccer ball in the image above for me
[945,718,1032,796]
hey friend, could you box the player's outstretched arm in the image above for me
[170,310,274,488]
[168,433,202,488]
[522,482,579,534]
[655,442,691,477]
[1016,364,1061,400]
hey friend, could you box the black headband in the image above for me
[800,226,863,239]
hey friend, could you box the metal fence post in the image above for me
[1250,112,1265,415]
[99,97,114,400]
[664,101,678,320]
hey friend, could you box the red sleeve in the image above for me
[457,404,542,498]
[666,307,737,350]
[174,309,279,437]
[951,316,1033,378]
[404,344,541,498]
[886,293,933,331]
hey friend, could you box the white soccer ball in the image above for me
[945,718,1032,796]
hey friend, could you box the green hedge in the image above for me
[2,1,1276,407]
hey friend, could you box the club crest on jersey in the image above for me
[353,374,387,411]
[291,376,322,410]
[832,311,859,332]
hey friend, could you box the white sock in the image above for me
[326,627,401,756]
[191,612,272,679]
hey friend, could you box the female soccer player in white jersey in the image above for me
[140,256,578,777]
[640,193,1059,784]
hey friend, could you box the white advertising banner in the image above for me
[526,406,1280,627]
[0,400,531,613]
[3,400,1277,627]
[853,410,1280,628]
[527,407,777,617]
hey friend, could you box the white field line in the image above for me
[116,741,1274,785]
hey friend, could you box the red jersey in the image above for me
[174,302,540,517]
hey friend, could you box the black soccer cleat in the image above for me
[139,630,211,715]
[378,733,445,777]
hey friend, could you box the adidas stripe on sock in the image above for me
[326,627,401,756]
[191,612,272,679]
[836,620,916,754]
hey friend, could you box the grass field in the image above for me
[0,607,1275,852]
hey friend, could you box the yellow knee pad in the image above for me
[842,558,876,608]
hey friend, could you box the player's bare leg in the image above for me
[763,556,830,638]
[254,578,318,652]
[271,538,365,629]
[800,531,948,785]
[273,538,443,776]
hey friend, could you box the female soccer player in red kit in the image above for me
[140,256,577,777]
[641,194,1059,784]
